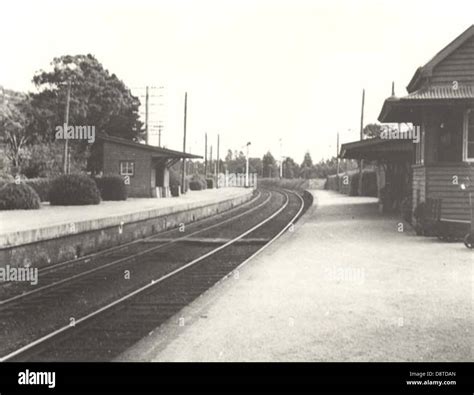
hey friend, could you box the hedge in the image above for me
[206,178,215,189]
[189,180,204,190]
[0,183,41,210]
[0,174,15,189]
[187,174,207,191]
[94,175,128,201]
[325,170,377,197]
[24,178,51,202]
[49,174,101,206]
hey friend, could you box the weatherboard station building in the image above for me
[341,25,474,227]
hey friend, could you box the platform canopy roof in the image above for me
[97,134,202,159]
[378,87,474,123]
[378,25,474,123]
[339,138,414,161]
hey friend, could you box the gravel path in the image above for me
[117,190,473,362]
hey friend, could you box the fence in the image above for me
[217,172,257,188]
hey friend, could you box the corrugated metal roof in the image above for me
[403,85,474,100]
[98,134,202,159]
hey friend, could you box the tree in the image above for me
[362,123,400,139]
[31,54,143,142]
[300,151,314,179]
[301,151,313,168]
[0,94,35,173]
[282,157,299,178]
[249,157,263,176]
[262,151,276,178]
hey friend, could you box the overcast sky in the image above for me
[1,0,473,162]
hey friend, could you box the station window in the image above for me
[464,110,474,161]
[120,161,135,176]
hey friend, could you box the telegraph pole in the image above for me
[144,86,150,144]
[63,80,71,174]
[358,88,365,195]
[210,144,213,174]
[158,121,163,147]
[181,92,187,194]
[204,133,208,178]
[336,132,340,183]
[216,134,220,187]
[279,138,283,178]
[245,142,251,187]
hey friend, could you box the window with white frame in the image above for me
[120,161,135,176]
[463,110,474,161]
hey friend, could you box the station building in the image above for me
[92,134,201,198]
[341,25,474,226]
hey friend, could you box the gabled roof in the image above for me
[379,25,474,123]
[407,25,474,92]
[97,133,202,159]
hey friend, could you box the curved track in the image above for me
[0,188,307,362]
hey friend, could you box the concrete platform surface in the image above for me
[116,190,473,362]
[0,188,252,248]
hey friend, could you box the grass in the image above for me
[257,178,309,191]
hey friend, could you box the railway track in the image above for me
[0,188,308,362]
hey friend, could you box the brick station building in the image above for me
[91,134,201,198]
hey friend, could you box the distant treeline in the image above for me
[184,149,358,180]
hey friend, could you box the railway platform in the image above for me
[117,190,472,362]
[1,188,253,267]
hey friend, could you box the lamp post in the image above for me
[245,141,251,187]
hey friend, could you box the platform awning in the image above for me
[378,86,474,123]
[340,138,414,161]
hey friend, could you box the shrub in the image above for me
[325,174,338,191]
[0,183,41,210]
[24,178,51,202]
[0,174,15,189]
[206,178,215,189]
[189,180,203,190]
[346,170,377,197]
[187,174,207,191]
[21,142,87,179]
[349,173,359,196]
[49,174,101,206]
[94,175,127,201]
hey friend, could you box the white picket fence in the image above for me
[217,172,257,188]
